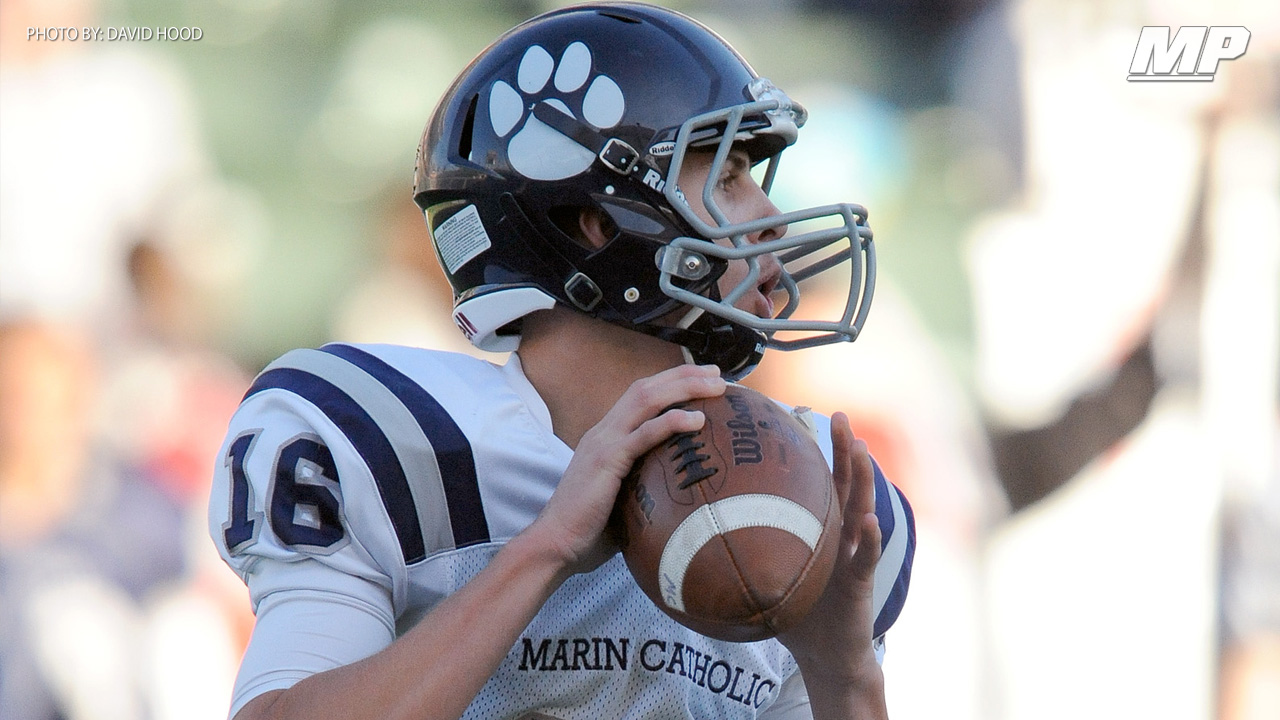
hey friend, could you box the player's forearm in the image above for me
[797,659,889,720]
[237,529,571,720]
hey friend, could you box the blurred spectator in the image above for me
[0,320,187,720]
[1,1,256,717]
[0,0,208,342]
[108,233,257,720]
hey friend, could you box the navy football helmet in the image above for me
[413,1,874,378]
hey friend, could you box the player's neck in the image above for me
[518,307,685,449]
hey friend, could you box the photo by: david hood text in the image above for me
[26,26,203,42]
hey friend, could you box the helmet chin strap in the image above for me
[644,306,766,381]
[676,307,702,368]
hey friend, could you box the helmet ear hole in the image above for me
[550,206,618,251]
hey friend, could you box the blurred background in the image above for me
[1,0,1276,718]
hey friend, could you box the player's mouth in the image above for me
[754,270,780,319]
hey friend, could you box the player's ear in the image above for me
[577,207,618,251]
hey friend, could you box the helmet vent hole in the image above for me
[458,93,479,161]
[596,11,641,24]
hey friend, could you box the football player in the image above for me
[210,3,914,718]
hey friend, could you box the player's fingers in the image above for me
[829,412,855,521]
[842,440,873,545]
[850,510,882,584]
[576,407,708,484]
[835,422,874,562]
[623,408,706,459]
[606,364,725,434]
[851,435,875,520]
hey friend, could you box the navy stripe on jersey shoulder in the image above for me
[245,367,428,563]
[872,458,915,638]
[320,344,491,550]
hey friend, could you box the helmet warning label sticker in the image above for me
[436,204,491,275]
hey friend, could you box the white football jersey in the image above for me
[208,344,914,719]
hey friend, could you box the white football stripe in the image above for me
[658,494,824,612]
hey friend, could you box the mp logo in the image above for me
[1127,26,1250,82]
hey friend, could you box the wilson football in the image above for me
[614,384,840,642]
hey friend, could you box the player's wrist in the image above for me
[796,655,888,720]
[793,644,884,691]
[510,516,591,583]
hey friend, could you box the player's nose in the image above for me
[747,182,787,246]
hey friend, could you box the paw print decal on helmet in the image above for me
[487,42,625,180]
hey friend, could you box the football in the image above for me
[614,384,841,642]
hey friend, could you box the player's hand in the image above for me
[777,412,885,701]
[530,364,727,577]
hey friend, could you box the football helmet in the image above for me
[413,1,875,379]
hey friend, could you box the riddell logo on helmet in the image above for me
[642,168,667,193]
[648,141,676,157]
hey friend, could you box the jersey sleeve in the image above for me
[227,577,396,718]
[867,456,915,640]
[209,349,410,604]
[208,345,467,712]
